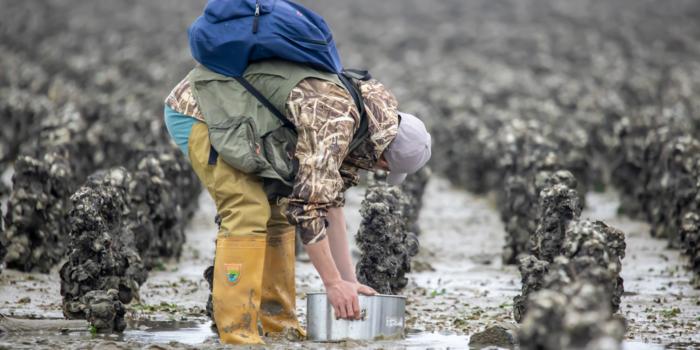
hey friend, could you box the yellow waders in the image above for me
[188,122,305,345]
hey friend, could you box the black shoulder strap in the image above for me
[235,71,371,153]
[234,76,296,131]
[342,69,372,81]
[339,69,372,152]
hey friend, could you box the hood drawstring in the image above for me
[253,0,260,33]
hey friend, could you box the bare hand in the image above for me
[326,280,361,320]
[356,283,377,296]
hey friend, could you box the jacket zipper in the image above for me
[253,0,260,34]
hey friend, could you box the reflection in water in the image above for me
[404,332,470,349]
[118,324,668,350]
[122,320,216,345]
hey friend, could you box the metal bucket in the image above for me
[306,292,406,342]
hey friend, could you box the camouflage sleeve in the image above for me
[284,78,360,245]
[165,77,205,121]
[331,163,361,207]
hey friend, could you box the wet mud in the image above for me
[0,315,86,334]
[1,179,699,349]
[1,0,700,347]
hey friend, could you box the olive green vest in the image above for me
[187,60,345,195]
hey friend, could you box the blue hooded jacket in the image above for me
[189,0,344,77]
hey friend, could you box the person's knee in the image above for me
[267,202,294,236]
[214,168,272,236]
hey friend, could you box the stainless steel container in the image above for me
[306,292,406,342]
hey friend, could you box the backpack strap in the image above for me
[234,76,297,131]
[342,69,372,81]
[235,72,371,153]
[339,69,372,153]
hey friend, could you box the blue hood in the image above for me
[189,0,344,77]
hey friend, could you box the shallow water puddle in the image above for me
[0,320,679,349]
[120,320,216,345]
[403,332,470,348]
[121,323,474,348]
[623,342,663,350]
[115,323,670,349]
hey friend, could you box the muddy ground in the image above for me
[2,0,700,349]
[1,177,698,349]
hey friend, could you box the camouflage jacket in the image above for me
[166,76,399,245]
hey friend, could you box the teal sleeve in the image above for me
[163,105,197,157]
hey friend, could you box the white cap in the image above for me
[384,112,432,185]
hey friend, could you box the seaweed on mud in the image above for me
[355,172,420,294]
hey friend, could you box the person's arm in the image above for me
[284,79,365,319]
[326,206,378,294]
[326,207,358,282]
[304,240,360,320]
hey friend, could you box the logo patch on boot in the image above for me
[224,263,242,285]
